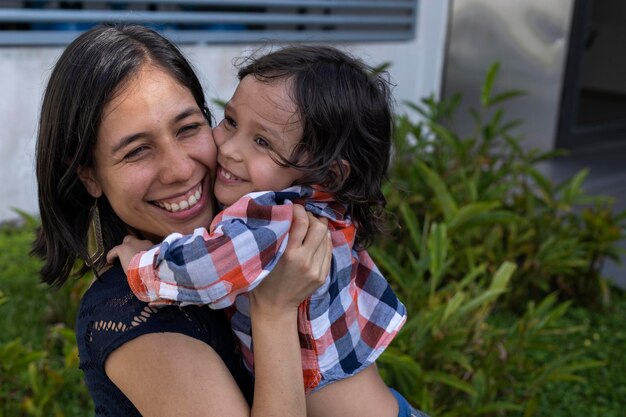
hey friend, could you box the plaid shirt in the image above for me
[127,186,407,393]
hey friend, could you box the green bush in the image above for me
[533,290,626,417]
[374,63,620,415]
[0,326,92,417]
[384,63,625,308]
[0,214,48,346]
[0,215,93,417]
[373,223,602,416]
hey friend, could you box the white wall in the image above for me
[443,0,574,152]
[0,0,449,223]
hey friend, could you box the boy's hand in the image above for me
[106,235,154,275]
[250,204,332,317]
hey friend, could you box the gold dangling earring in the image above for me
[86,199,104,267]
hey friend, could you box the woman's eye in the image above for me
[178,123,200,136]
[254,137,271,148]
[123,145,148,160]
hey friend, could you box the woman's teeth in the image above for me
[155,187,202,213]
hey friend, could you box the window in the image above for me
[0,0,418,45]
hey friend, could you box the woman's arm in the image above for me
[105,205,331,417]
[105,332,250,417]
[249,206,331,416]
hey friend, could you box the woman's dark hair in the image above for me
[32,24,211,286]
[238,45,394,249]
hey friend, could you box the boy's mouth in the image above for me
[218,166,245,182]
[153,183,202,213]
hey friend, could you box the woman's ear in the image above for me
[77,166,103,198]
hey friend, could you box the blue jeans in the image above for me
[390,388,429,417]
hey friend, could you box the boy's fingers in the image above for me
[321,233,333,277]
[286,204,309,249]
[105,246,119,264]
[309,231,332,284]
[302,213,328,249]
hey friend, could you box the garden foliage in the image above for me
[384,63,625,308]
[0,215,92,417]
[373,63,622,416]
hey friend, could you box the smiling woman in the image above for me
[31,24,332,417]
[78,65,217,242]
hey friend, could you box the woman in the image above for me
[32,24,331,416]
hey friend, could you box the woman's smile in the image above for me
[153,183,203,213]
[84,64,218,239]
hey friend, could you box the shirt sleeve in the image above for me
[127,191,295,309]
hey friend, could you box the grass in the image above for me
[533,290,626,417]
[0,221,624,416]
[0,222,49,346]
[0,221,93,417]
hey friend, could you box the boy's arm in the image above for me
[107,235,154,274]
[127,192,296,308]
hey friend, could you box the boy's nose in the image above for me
[217,134,244,162]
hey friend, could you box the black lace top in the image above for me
[76,264,253,416]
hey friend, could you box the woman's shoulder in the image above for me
[76,264,160,353]
[76,263,235,364]
[75,264,253,411]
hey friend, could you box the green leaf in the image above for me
[488,89,526,107]
[428,223,449,292]
[442,349,474,373]
[526,166,554,202]
[559,168,589,204]
[558,359,606,374]
[451,211,521,231]
[370,61,392,75]
[457,264,488,290]
[481,62,500,106]
[423,371,478,396]
[416,161,458,221]
[400,202,422,251]
[483,108,504,141]
[458,288,508,316]
[475,401,524,414]
[211,98,227,109]
[470,108,483,129]
[524,396,539,417]
[404,100,430,119]
[448,201,501,232]
[428,121,460,148]
[471,369,486,407]
[489,261,517,292]
[442,292,466,324]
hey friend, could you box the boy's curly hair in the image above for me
[238,45,394,249]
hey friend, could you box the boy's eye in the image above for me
[254,137,271,148]
[224,116,237,129]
